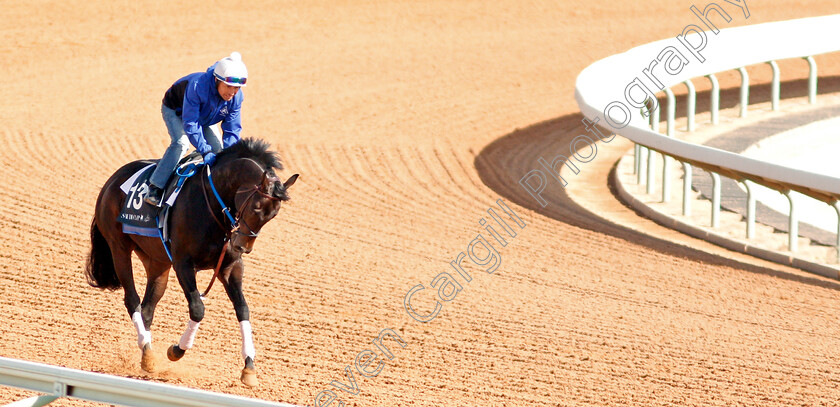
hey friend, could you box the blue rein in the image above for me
[206,165,237,229]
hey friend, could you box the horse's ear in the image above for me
[283,174,299,189]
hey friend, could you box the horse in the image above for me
[85,137,298,387]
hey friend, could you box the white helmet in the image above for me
[213,52,248,87]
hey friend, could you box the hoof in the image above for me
[167,344,186,362]
[140,343,157,373]
[240,357,258,387]
[240,367,258,387]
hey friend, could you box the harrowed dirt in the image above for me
[4,2,840,406]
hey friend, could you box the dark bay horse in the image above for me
[85,138,298,387]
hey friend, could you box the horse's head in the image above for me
[230,172,299,254]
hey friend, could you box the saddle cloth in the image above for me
[117,155,202,237]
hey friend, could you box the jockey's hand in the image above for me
[204,152,216,166]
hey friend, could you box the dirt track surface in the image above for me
[4,2,840,406]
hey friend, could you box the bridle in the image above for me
[201,161,282,239]
[199,161,282,297]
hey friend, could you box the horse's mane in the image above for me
[217,138,284,172]
[216,138,291,200]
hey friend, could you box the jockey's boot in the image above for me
[144,185,164,207]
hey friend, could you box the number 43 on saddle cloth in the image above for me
[117,156,202,238]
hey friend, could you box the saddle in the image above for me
[117,153,203,238]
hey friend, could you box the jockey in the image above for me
[145,52,248,206]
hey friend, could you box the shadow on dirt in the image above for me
[475,77,840,291]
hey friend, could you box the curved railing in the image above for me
[575,14,840,256]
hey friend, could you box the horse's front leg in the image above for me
[221,258,258,387]
[167,258,204,363]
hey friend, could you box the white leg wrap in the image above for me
[131,312,151,349]
[240,320,256,361]
[178,320,201,350]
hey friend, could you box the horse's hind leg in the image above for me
[110,245,156,372]
[136,257,170,373]
[137,253,171,329]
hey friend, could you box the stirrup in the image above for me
[144,186,163,207]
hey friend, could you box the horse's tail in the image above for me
[85,218,122,290]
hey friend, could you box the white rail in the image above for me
[0,357,300,407]
[575,13,840,256]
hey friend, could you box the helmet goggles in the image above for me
[215,74,247,86]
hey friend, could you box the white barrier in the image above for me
[575,13,840,255]
[0,357,301,407]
